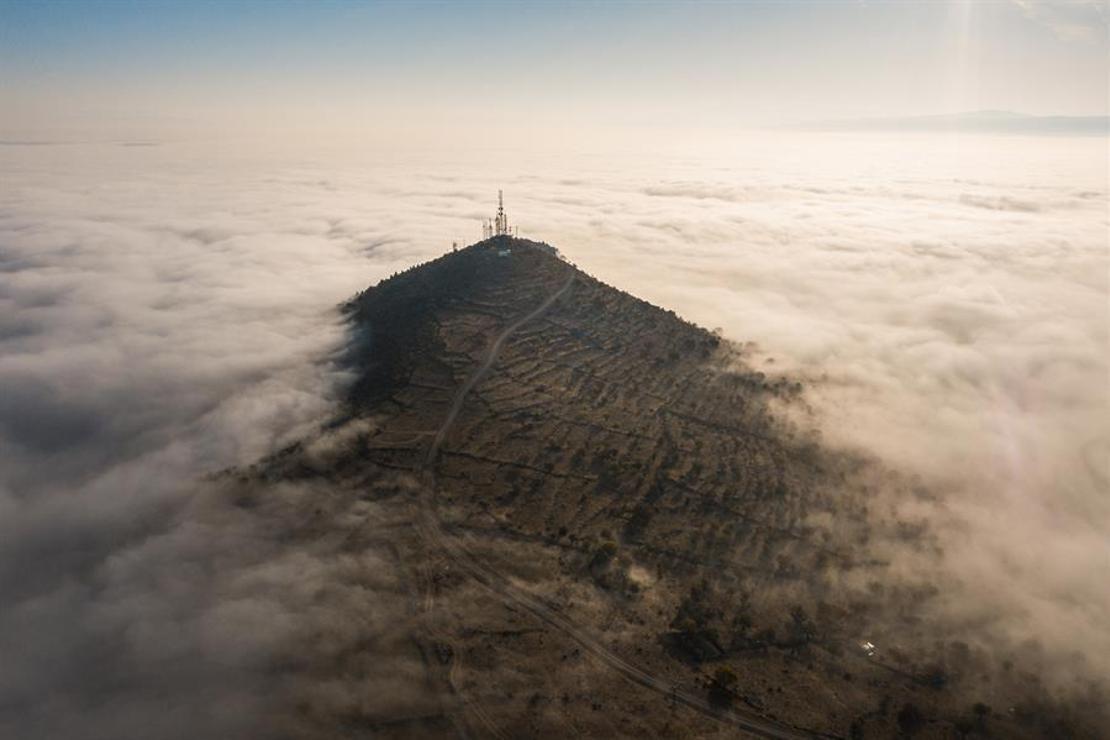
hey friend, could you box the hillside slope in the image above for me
[240,237,1103,739]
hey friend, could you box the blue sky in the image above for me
[2,0,1106,140]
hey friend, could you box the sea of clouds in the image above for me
[0,131,1106,736]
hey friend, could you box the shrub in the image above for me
[708,666,738,708]
[591,540,619,568]
[897,703,925,735]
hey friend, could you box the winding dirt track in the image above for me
[415,273,819,740]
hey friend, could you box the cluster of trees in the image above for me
[667,581,729,663]
[667,580,825,664]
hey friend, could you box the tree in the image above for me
[708,666,738,709]
[590,540,619,569]
[897,703,925,735]
[972,702,992,730]
[787,604,816,645]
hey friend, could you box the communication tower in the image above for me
[482,190,513,239]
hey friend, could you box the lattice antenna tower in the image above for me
[480,190,513,240]
[496,189,509,236]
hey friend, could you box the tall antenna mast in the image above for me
[483,189,513,240]
[496,189,506,236]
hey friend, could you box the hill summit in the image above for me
[342,235,736,409]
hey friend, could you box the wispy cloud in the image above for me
[1011,0,1109,41]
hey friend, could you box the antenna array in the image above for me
[482,190,514,239]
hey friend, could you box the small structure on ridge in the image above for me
[482,190,518,240]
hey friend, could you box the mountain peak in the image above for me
[342,237,716,409]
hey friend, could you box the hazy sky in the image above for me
[2,0,1107,142]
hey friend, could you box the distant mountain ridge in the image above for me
[794,109,1108,135]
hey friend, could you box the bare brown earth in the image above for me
[230,237,1105,739]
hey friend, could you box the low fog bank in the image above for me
[0,131,1106,733]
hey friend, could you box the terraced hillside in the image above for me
[348,238,817,552]
[245,236,1103,739]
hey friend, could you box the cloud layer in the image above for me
[0,131,1106,734]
